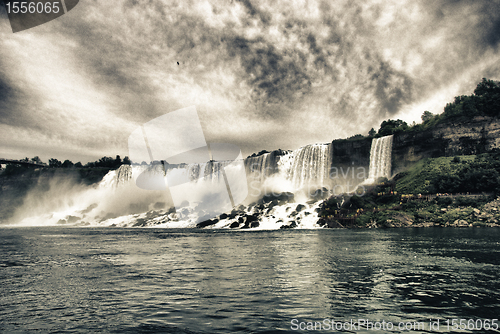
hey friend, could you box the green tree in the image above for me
[114,155,122,168]
[421,111,433,122]
[442,79,500,119]
[96,156,114,168]
[474,78,500,97]
[368,128,376,137]
[62,160,74,168]
[122,156,131,165]
[49,158,62,168]
[378,119,408,136]
[30,156,43,165]
[474,78,500,116]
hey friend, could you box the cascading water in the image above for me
[100,164,134,188]
[244,152,280,183]
[8,141,350,229]
[112,161,236,188]
[365,135,393,184]
[243,145,334,193]
[283,144,333,189]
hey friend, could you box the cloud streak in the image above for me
[0,0,500,162]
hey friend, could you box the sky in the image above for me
[0,0,500,164]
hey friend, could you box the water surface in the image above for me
[1,228,499,333]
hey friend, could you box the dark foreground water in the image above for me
[1,228,500,333]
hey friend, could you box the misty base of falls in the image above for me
[6,136,394,229]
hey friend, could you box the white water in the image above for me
[284,144,332,189]
[8,137,395,228]
[245,144,333,192]
[364,135,393,184]
[7,159,325,229]
[245,153,280,184]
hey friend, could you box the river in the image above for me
[1,227,499,333]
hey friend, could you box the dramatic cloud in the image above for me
[0,0,500,162]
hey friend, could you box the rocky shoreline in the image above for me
[323,197,500,229]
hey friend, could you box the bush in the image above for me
[455,196,481,207]
[435,196,453,206]
[356,213,373,227]
[2,165,30,177]
[349,195,365,209]
[434,175,461,193]
[375,194,399,205]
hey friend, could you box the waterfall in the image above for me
[107,161,241,188]
[242,145,333,190]
[106,146,334,192]
[245,151,281,183]
[108,139,381,193]
[104,143,336,195]
[203,160,233,182]
[281,144,332,189]
[99,165,134,188]
[365,135,393,184]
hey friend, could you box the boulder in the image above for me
[197,218,219,228]
[309,187,329,200]
[133,218,148,227]
[259,192,294,204]
[229,209,244,219]
[450,219,469,227]
[242,214,259,228]
[296,204,306,212]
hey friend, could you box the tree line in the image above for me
[362,78,500,138]
[3,155,131,169]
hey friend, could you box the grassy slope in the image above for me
[394,155,476,194]
[318,154,500,227]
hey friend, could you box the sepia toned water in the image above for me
[1,227,499,333]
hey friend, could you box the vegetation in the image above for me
[46,155,130,169]
[377,119,409,136]
[1,155,131,181]
[394,153,500,195]
[247,150,270,158]
[320,78,500,228]
[318,152,500,228]
[361,78,500,138]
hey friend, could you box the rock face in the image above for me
[330,138,372,173]
[392,116,500,174]
[327,116,500,180]
[246,117,500,190]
